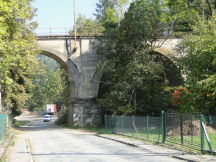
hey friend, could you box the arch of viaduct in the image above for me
[37,36,181,126]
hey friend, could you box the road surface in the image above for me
[8,113,184,162]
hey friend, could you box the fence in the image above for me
[105,112,216,153]
[0,114,8,142]
[105,115,162,143]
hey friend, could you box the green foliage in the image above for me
[97,0,182,115]
[119,0,171,46]
[0,0,38,116]
[176,17,216,114]
[168,0,199,32]
[26,56,69,112]
[55,105,68,125]
[95,0,129,32]
[14,120,31,128]
[70,14,104,36]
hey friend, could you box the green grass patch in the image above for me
[14,120,31,128]
[174,132,216,152]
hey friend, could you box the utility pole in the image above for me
[73,0,77,52]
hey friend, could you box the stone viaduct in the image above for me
[37,35,181,126]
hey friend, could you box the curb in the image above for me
[96,134,196,162]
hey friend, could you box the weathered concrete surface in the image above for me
[8,113,185,162]
[37,36,180,126]
[37,36,102,126]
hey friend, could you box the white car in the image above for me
[43,115,51,122]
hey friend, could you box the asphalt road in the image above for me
[8,113,184,162]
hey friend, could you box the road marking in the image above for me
[25,138,36,162]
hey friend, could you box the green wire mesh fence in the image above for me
[105,115,162,143]
[105,112,216,153]
[164,113,202,151]
[0,113,8,141]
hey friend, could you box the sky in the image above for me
[32,0,99,34]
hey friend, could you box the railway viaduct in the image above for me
[37,35,181,126]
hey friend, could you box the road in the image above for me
[8,113,184,162]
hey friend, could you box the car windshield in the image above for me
[44,116,50,118]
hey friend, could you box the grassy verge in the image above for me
[0,129,14,162]
[14,120,31,128]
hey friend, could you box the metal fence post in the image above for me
[111,115,114,133]
[121,115,124,134]
[200,114,213,153]
[200,114,204,152]
[180,114,183,145]
[161,111,166,143]
[147,115,149,140]
[104,115,107,129]
[132,115,134,137]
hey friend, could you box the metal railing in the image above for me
[105,112,216,153]
[34,27,103,37]
[34,27,72,36]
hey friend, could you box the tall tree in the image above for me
[176,17,216,114]
[27,56,69,112]
[98,0,178,115]
[0,0,38,116]
[70,14,103,35]
[95,0,129,31]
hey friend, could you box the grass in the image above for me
[112,129,216,153]
[14,120,31,128]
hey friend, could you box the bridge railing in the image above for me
[34,27,104,37]
[34,27,72,36]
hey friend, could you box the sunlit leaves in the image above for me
[0,0,38,115]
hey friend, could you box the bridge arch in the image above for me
[150,50,183,86]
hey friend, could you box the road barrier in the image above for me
[105,112,216,154]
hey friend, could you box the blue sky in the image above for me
[32,0,99,29]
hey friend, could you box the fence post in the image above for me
[111,115,114,133]
[200,114,204,152]
[200,114,213,153]
[180,114,183,145]
[121,115,124,134]
[132,115,134,137]
[161,111,166,143]
[104,115,107,129]
[147,115,149,140]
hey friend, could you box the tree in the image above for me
[27,56,69,112]
[176,17,216,114]
[0,0,38,116]
[95,0,129,32]
[97,0,179,115]
[70,14,103,35]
